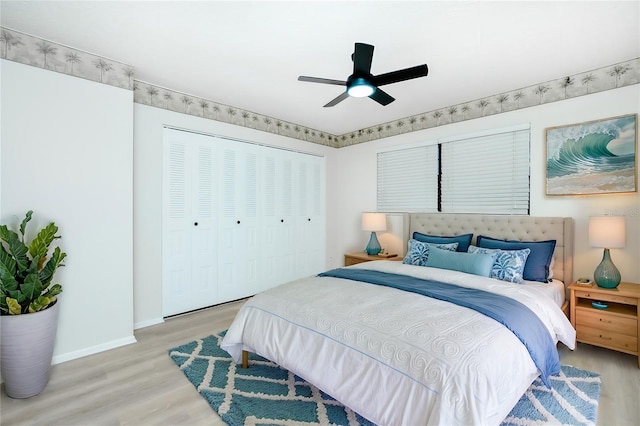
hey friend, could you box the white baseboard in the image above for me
[52,335,137,365]
[134,317,164,330]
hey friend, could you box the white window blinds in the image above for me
[377,145,438,212]
[440,127,530,214]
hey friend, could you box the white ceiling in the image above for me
[2,1,639,136]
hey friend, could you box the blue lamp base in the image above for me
[365,232,382,255]
[594,248,621,288]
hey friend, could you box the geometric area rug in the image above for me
[168,330,601,426]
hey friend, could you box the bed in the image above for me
[221,214,576,425]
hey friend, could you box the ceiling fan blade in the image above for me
[298,76,347,86]
[324,91,350,107]
[352,43,374,75]
[369,88,395,106]
[372,64,428,86]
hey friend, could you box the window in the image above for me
[440,127,530,214]
[377,145,438,212]
[376,125,530,214]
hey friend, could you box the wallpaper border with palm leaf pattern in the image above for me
[1,27,134,90]
[132,80,337,147]
[2,26,638,149]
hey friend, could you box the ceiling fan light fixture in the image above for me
[347,77,375,97]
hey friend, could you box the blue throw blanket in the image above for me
[318,268,560,387]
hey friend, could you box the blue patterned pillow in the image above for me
[468,245,531,284]
[476,236,556,283]
[403,239,459,266]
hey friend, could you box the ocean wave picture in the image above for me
[546,114,637,195]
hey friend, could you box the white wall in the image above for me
[133,104,335,327]
[326,85,640,284]
[1,60,135,363]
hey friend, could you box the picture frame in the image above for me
[546,114,638,196]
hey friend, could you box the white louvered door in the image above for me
[275,149,296,284]
[306,154,326,276]
[218,140,261,301]
[293,153,326,278]
[260,150,279,293]
[162,128,218,316]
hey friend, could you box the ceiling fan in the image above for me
[298,42,428,107]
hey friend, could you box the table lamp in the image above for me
[588,216,625,288]
[362,212,386,255]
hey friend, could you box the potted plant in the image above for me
[0,210,66,398]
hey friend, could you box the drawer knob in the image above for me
[598,318,612,323]
[598,335,612,340]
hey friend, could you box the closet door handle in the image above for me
[281,219,284,223]
[237,220,241,224]
[308,218,311,222]
[194,222,198,226]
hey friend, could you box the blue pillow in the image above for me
[469,246,531,284]
[403,239,459,266]
[412,232,473,252]
[424,246,496,277]
[476,235,556,283]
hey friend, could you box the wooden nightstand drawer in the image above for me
[576,309,637,337]
[574,290,637,306]
[577,327,638,354]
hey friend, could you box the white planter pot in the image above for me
[1,301,60,398]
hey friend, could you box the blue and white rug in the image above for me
[168,331,601,426]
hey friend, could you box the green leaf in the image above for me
[29,254,43,274]
[29,222,58,260]
[0,225,29,273]
[39,247,66,286]
[20,273,44,301]
[0,224,12,243]
[0,245,17,276]
[19,210,33,240]
[28,296,50,313]
[6,297,21,315]
[6,288,26,303]
[0,260,19,292]
[42,283,62,299]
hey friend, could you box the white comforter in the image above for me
[221,261,576,426]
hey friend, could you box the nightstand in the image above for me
[344,251,403,266]
[569,281,640,367]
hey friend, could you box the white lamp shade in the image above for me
[589,216,625,248]
[362,212,387,232]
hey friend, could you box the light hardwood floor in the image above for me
[2,299,639,426]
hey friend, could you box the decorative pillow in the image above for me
[476,235,556,283]
[402,239,459,266]
[424,246,496,277]
[412,232,473,252]
[469,245,531,284]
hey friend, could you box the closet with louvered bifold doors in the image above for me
[161,127,325,317]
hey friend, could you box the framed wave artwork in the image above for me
[546,114,638,195]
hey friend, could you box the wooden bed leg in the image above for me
[242,350,249,369]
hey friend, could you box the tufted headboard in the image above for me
[409,214,574,284]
